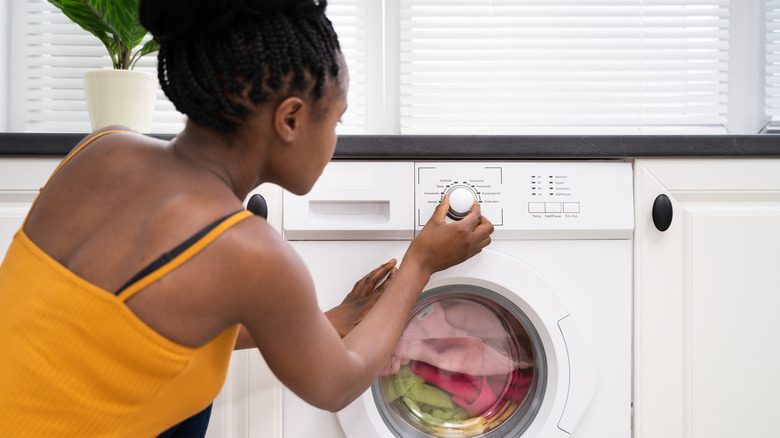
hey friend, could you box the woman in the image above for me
[0,1,493,436]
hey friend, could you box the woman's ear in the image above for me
[273,96,305,142]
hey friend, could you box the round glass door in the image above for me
[372,285,546,437]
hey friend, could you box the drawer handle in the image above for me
[652,194,673,232]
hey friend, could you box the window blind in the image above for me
[767,0,780,125]
[21,0,366,134]
[399,0,730,134]
[327,0,368,135]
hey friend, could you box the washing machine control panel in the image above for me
[415,162,633,239]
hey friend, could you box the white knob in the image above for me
[447,186,476,219]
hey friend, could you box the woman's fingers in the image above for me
[351,258,397,298]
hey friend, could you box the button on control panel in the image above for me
[528,202,581,214]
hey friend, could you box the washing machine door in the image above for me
[336,249,597,438]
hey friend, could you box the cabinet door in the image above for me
[634,158,780,438]
[0,158,61,256]
[0,191,38,256]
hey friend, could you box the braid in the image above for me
[308,17,337,97]
[198,38,245,131]
[152,3,342,133]
[279,17,306,93]
[190,36,233,130]
[247,32,268,103]
[263,18,288,93]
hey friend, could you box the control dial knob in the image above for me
[444,185,479,220]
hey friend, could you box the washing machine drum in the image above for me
[375,287,544,437]
[337,250,597,438]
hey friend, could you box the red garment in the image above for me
[410,361,532,416]
[382,300,532,376]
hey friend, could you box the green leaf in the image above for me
[48,0,113,43]
[49,0,154,69]
[138,39,160,58]
[129,39,160,69]
[86,0,145,51]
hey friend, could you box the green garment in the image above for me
[386,366,470,425]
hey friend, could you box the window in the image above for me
[2,0,770,135]
[766,0,780,129]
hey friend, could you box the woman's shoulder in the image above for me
[211,213,310,289]
[61,127,167,174]
[219,214,294,266]
[74,125,155,149]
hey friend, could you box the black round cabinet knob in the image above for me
[247,194,268,219]
[652,194,673,232]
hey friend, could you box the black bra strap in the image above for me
[115,210,244,295]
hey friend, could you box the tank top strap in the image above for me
[22,129,130,229]
[117,209,254,302]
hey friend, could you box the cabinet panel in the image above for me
[0,158,59,257]
[0,191,38,256]
[0,158,61,190]
[634,158,780,438]
[690,213,780,437]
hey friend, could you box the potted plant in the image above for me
[48,0,161,132]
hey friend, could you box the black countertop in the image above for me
[1,133,779,158]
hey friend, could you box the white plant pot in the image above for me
[83,70,158,132]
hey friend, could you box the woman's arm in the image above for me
[233,260,397,349]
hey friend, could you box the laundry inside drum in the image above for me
[373,287,545,437]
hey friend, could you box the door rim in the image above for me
[337,249,587,438]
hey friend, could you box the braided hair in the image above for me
[139,0,342,133]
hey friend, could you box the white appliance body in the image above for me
[282,161,633,438]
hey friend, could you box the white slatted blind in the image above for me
[399,0,730,134]
[766,0,780,124]
[22,0,366,134]
[327,1,368,134]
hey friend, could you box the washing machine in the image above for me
[281,161,633,438]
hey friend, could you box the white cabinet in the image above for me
[633,158,780,438]
[0,158,61,256]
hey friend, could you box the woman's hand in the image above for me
[404,196,493,276]
[325,259,398,338]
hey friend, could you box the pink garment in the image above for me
[410,361,533,416]
[382,300,532,376]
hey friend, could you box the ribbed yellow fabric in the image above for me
[0,131,252,437]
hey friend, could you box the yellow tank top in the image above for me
[0,131,253,437]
